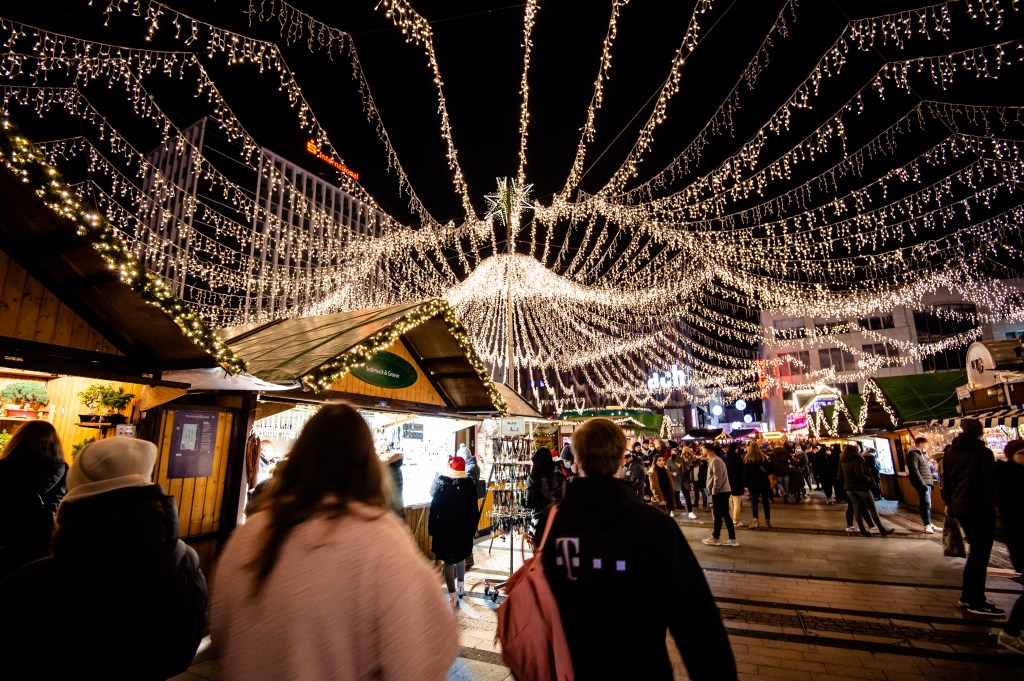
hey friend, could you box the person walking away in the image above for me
[377,440,406,519]
[841,444,894,537]
[527,445,562,512]
[863,447,883,500]
[695,451,710,510]
[680,447,698,518]
[429,454,479,606]
[772,446,791,501]
[812,444,835,504]
[537,419,737,680]
[665,448,688,514]
[943,418,1004,617]
[209,405,457,680]
[829,443,845,504]
[796,446,812,501]
[906,436,938,533]
[744,442,773,528]
[1,437,208,680]
[724,443,746,527]
[0,420,67,579]
[995,439,1024,653]
[702,443,738,546]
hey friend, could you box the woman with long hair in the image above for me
[210,404,458,680]
[0,420,67,578]
[743,442,773,528]
[648,453,677,516]
[841,444,894,537]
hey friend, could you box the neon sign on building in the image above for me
[305,140,359,181]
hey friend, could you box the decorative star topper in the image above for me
[484,177,534,228]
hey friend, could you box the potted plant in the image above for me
[78,384,135,425]
[2,381,49,418]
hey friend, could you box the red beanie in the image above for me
[448,455,466,472]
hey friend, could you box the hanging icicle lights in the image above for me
[1,0,1023,410]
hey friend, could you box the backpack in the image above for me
[495,506,574,681]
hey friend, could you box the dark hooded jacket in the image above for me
[0,454,67,578]
[537,477,736,680]
[0,485,207,680]
[428,475,478,563]
[527,447,562,510]
[942,434,995,517]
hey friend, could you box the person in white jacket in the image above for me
[210,404,459,681]
[701,443,738,547]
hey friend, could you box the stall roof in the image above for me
[493,382,543,418]
[873,371,966,424]
[931,406,1024,429]
[218,301,504,414]
[557,408,663,436]
[0,154,219,384]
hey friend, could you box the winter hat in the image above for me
[1005,439,1024,459]
[448,455,466,473]
[63,436,157,504]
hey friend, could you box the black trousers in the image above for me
[712,492,735,539]
[957,513,996,606]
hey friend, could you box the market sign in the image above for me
[351,351,418,389]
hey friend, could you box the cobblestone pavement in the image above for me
[173,492,1024,681]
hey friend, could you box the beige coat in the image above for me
[210,502,458,681]
[648,466,668,504]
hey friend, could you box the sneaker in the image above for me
[965,602,1006,617]
[735,521,746,527]
[880,528,895,537]
[722,538,740,547]
[997,631,1024,654]
[701,536,724,545]
[750,519,760,528]
[688,512,697,519]
[869,526,880,534]
[925,524,935,534]
[669,510,675,517]
[846,526,858,533]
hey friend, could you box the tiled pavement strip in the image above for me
[173,492,1024,681]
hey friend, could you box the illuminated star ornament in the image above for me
[484,177,534,233]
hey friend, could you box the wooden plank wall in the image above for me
[0,248,121,354]
[153,408,233,540]
[0,375,141,461]
[327,339,446,407]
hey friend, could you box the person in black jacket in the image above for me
[812,444,835,504]
[528,446,563,511]
[0,436,208,679]
[943,418,1004,617]
[0,420,67,579]
[538,419,736,680]
[743,442,773,528]
[905,436,937,533]
[621,448,647,498]
[995,439,1024,654]
[428,455,478,606]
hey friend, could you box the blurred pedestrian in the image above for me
[944,418,1004,617]
[906,436,937,533]
[743,441,773,529]
[0,420,67,578]
[537,419,737,679]
[841,444,894,537]
[995,439,1024,653]
[429,454,479,607]
[724,442,745,526]
[211,405,457,679]
[702,443,738,547]
[648,453,677,517]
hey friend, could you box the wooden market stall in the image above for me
[206,300,507,559]
[0,146,250,571]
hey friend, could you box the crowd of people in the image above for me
[603,435,908,540]
[0,409,1021,677]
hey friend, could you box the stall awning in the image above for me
[493,382,543,418]
[931,407,1024,429]
[872,371,966,423]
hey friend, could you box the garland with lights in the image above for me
[0,119,246,373]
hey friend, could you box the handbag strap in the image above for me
[536,505,559,554]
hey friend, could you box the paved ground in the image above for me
[174,491,1024,680]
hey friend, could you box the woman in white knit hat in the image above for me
[0,436,207,680]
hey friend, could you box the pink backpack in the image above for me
[495,506,574,681]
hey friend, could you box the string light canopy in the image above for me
[0,1,1022,412]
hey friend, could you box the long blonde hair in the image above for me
[743,440,765,464]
